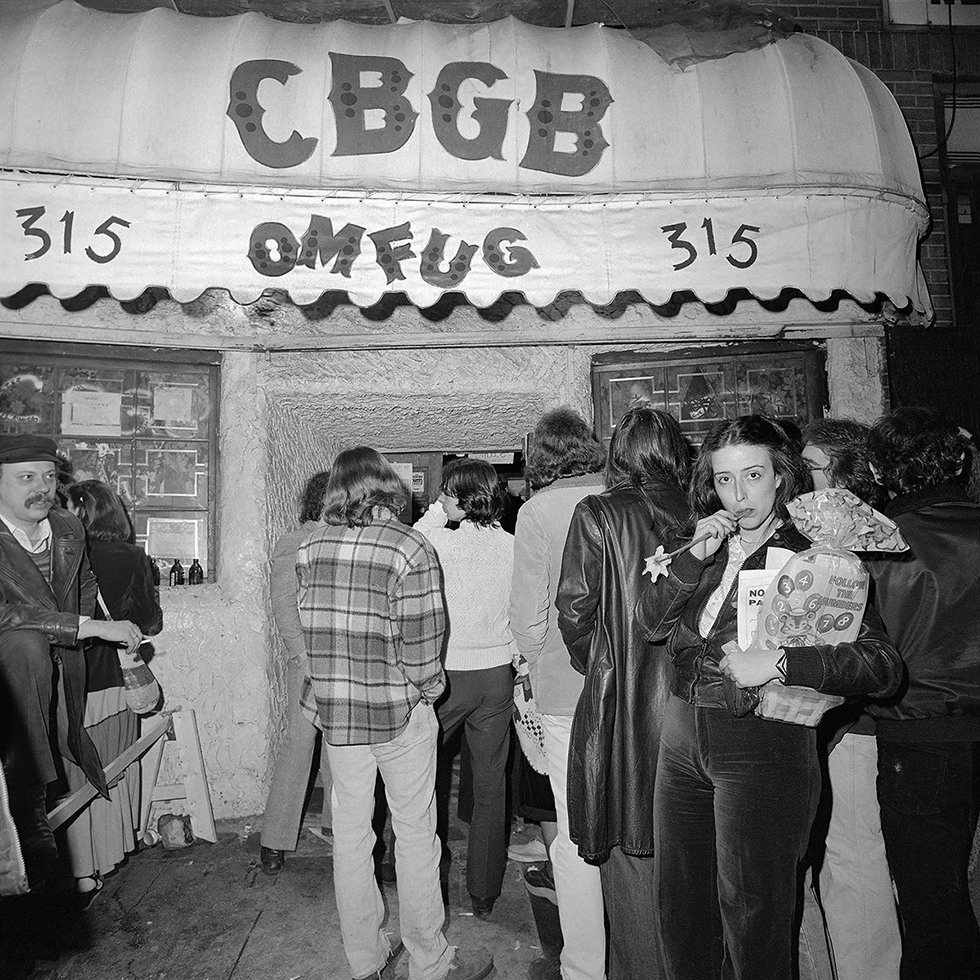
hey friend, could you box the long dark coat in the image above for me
[556,479,690,862]
[0,507,107,796]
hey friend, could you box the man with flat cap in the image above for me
[0,433,142,888]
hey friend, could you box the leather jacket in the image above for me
[635,521,903,710]
[0,508,107,796]
[557,479,690,861]
[866,485,980,740]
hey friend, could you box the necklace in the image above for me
[738,514,778,547]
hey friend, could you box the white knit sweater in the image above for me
[414,504,518,672]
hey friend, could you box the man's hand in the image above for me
[719,639,782,688]
[78,618,143,655]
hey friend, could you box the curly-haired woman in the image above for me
[637,415,903,980]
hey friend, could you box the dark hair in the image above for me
[524,407,604,488]
[67,480,134,543]
[299,470,331,523]
[868,406,971,497]
[605,407,690,490]
[320,447,408,527]
[689,415,810,519]
[802,418,885,508]
[442,458,505,527]
[770,418,804,453]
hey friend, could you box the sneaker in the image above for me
[507,838,548,863]
[444,947,493,980]
[522,862,556,898]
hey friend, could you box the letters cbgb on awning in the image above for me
[0,0,932,315]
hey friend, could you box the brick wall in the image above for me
[774,0,980,329]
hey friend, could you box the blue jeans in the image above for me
[654,697,820,980]
[877,738,980,980]
[326,702,453,980]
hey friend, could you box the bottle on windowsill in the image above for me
[168,558,185,587]
[187,558,204,585]
[149,557,161,586]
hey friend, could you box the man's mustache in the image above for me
[26,493,54,507]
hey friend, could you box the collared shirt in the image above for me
[297,517,447,746]
[0,512,52,554]
[0,511,89,623]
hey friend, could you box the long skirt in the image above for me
[61,685,141,878]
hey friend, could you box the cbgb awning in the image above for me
[0,0,932,317]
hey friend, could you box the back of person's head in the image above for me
[67,480,133,543]
[802,417,884,508]
[770,418,804,453]
[868,406,971,497]
[525,407,604,488]
[690,414,810,519]
[442,458,505,527]
[320,447,407,527]
[299,470,331,523]
[605,407,690,491]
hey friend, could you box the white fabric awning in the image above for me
[0,1,932,316]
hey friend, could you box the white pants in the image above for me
[820,733,902,980]
[541,713,606,980]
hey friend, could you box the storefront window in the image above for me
[0,339,219,581]
[592,342,826,447]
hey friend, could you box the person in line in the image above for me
[636,415,903,980]
[414,458,516,920]
[865,407,980,980]
[0,435,141,886]
[800,419,901,980]
[62,480,164,905]
[556,407,691,980]
[260,470,334,876]
[802,418,886,510]
[509,407,607,980]
[297,447,492,980]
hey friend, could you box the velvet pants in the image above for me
[654,696,820,980]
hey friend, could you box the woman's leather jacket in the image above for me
[635,522,904,710]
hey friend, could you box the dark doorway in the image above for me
[885,324,980,434]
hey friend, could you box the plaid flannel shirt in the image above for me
[297,517,447,745]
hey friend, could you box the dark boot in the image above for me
[9,783,57,890]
